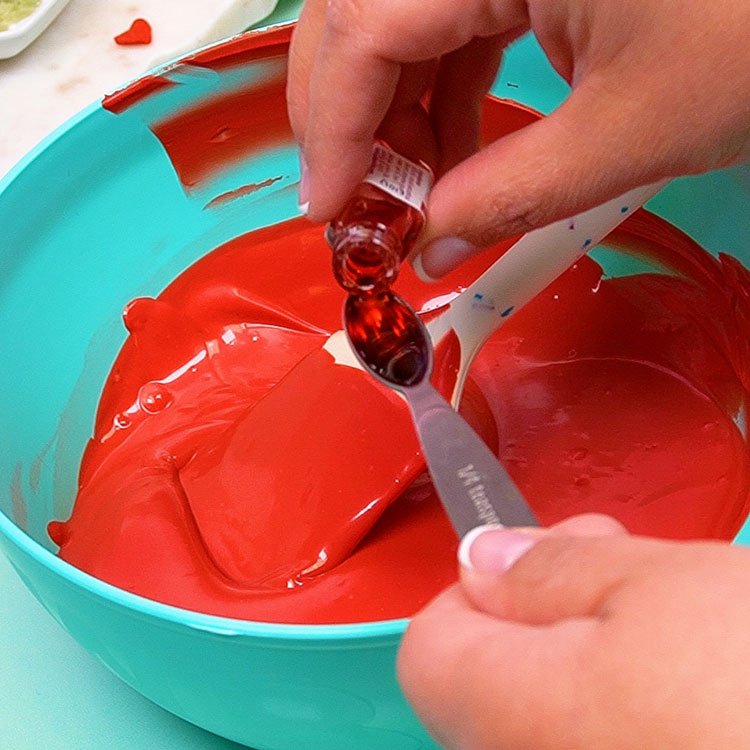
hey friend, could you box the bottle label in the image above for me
[362,142,432,213]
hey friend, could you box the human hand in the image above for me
[396,514,750,748]
[288,0,750,277]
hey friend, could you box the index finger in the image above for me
[299,0,531,220]
[287,0,330,143]
[302,23,401,220]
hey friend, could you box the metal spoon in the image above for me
[344,292,538,536]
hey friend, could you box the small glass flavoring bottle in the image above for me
[326,142,433,294]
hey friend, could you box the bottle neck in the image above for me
[329,224,402,294]
[325,141,432,295]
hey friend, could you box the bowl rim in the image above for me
[0,509,409,640]
[0,23,410,643]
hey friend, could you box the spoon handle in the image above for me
[405,380,538,538]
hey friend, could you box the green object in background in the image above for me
[0,0,40,31]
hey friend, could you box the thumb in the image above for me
[459,514,644,625]
[415,80,671,279]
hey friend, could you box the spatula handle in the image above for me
[439,180,669,367]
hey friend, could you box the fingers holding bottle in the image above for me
[288,0,532,221]
[290,0,750,281]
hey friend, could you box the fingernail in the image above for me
[420,237,476,278]
[458,525,537,574]
[410,252,438,283]
[298,152,310,215]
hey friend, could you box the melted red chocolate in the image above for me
[58,40,750,622]
[48,208,750,623]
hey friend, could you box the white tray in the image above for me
[0,0,72,59]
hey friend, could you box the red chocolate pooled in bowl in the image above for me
[49,101,750,624]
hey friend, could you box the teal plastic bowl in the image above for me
[1,24,749,750]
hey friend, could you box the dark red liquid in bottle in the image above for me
[344,292,430,387]
[330,144,432,381]
[326,144,431,294]
[327,186,425,294]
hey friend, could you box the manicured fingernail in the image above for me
[410,252,438,283]
[298,152,310,215]
[420,237,476,278]
[458,525,537,574]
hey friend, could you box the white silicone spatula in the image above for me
[424,179,670,406]
[182,179,669,582]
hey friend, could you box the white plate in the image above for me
[0,0,72,59]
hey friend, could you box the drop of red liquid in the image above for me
[138,382,174,414]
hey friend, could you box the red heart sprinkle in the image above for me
[114,18,152,46]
